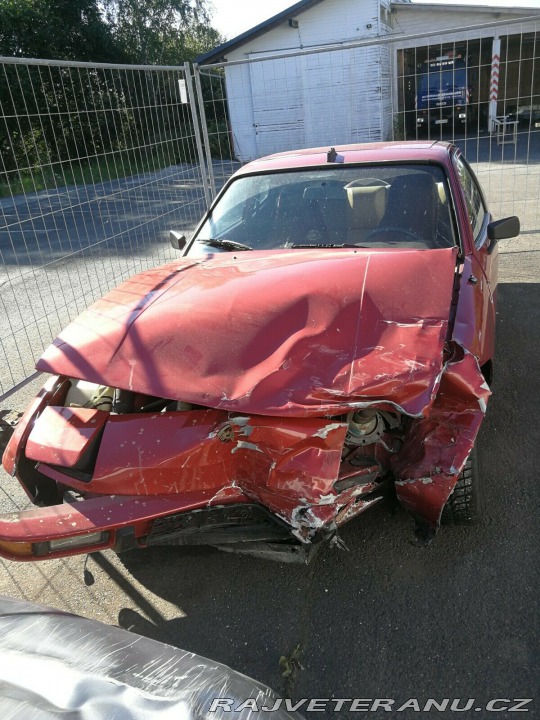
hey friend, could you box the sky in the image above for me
[210,0,540,41]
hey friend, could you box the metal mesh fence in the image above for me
[198,45,394,168]
[1,15,539,396]
[394,19,540,239]
[0,58,208,395]
[198,16,540,233]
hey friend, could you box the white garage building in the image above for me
[197,0,540,162]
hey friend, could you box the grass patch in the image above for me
[0,139,197,198]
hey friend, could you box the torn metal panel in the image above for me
[392,344,490,527]
[2,375,67,477]
[0,403,393,558]
[29,413,347,500]
[26,406,108,468]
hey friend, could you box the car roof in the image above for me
[234,141,454,177]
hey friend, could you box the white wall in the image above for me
[225,0,381,61]
[224,64,258,161]
[222,0,393,160]
[217,1,540,161]
[226,44,393,160]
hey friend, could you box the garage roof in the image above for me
[196,0,326,65]
[196,0,540,65]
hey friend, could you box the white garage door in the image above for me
[250,56,305,156]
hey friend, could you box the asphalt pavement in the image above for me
[0,161,238,393]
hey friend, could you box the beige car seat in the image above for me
[345,185,388,244]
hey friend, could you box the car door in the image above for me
[453,152,497,365]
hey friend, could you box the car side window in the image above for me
[455,156,486,243]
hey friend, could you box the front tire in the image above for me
[441,448,483,525]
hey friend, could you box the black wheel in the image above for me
[441,447,483,525]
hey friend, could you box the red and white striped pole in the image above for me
[489,34,501,133]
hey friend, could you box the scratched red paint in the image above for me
[26,406,109,468]
[392,346,491,526]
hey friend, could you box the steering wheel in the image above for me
[366,227,424,244]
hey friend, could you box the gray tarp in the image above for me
[0,596,304,720]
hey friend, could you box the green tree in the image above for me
[0,0,128,184]
[0,0,225,193]
[103,0,219,65]
[0,0,123,62]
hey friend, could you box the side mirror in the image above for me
[486,216,520,254]
[170,231,187,251]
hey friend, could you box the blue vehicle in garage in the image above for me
[416,55,470,131]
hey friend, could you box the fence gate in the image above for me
[195,14,540,271]
[0,58,210,397]
[1,15,539,398]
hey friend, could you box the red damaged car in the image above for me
[0,141,519,563]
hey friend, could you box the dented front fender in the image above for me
[392,345,490,531]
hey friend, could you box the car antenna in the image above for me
[327,147,344,163]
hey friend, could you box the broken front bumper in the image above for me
[0,346,490,562]
[0,377,388,561]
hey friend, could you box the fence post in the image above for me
[193,64,217,201]
[183,62,212,209]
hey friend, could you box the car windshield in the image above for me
[191,164,456,251]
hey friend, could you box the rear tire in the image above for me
[441,448,482,525]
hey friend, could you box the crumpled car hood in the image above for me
[38,248,458,417]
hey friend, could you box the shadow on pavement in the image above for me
[111,282,539,718]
